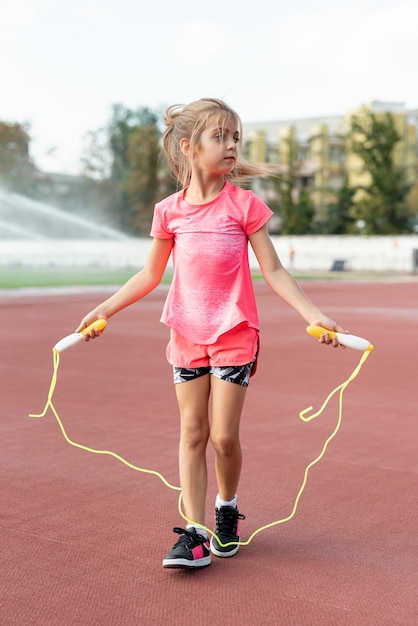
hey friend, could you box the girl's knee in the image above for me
[180,421,209,450]
[211,431,239,457]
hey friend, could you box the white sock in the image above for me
[215,493,237,509]
[186,524,208,539]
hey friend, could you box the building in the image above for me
[242,102,418,223]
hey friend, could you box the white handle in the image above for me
[53,333,83,353]
[335,333,371,351]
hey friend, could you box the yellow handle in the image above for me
[306,325,337,340]
[81,319,107,335]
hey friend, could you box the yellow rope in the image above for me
[30,348,372,548]
[29,350,181,492]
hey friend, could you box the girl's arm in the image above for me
[76,237,173,336]
[249,224,346,345]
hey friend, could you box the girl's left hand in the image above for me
[310,317,348,348]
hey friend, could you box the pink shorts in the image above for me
[166,323,259,369]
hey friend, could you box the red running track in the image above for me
[1,279,417,625]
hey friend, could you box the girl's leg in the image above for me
[175,374,211,526]
[209,377,247,501]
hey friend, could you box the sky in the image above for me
[1,0,417,175]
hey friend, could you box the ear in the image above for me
[180,138,190,156]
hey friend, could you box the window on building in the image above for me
[297,145,311,162]
[328,145,345,166]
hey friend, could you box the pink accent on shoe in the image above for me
[192,544,204,560]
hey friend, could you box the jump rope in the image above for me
[30,320,373,549]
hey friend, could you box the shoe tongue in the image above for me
[186,522,209,537]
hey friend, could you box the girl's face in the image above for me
[192,114,240,177]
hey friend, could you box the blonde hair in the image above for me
[163,98,276,187]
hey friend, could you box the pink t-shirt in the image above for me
[150,180,273,344]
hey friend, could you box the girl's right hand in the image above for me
[75,313,107,340]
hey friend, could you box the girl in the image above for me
[76,98,345,570]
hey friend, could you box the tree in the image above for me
[0,121,36,193]
[269,135,315,234]
[125,122,162,233]
[82,104,175,234]
[349,108,414,234]
[320,181,357,234]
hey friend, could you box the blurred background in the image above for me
[1,0,418,278]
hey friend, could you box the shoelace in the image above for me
[215,508,245,536]
[171,527,207,546]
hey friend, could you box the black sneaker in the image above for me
[210,506,245,557]
[162,527,211,569]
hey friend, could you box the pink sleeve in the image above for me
[244,193,274,235]
[150,203,173,239]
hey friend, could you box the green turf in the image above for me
[0,267,140,288]
[0,266,355,288]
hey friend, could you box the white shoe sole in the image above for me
[210,537,240,557]
[162,555,211,568]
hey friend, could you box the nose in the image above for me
[227,137,237,151]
